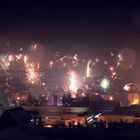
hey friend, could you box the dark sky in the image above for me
[0,0,140,56]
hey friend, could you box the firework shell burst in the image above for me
[100,77,111,91]
[0,54,10,71]
[25,61,40,85]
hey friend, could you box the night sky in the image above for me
[0,1,140,56]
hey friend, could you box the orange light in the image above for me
[46,125,52,128]
[131,98,139,105]
[17,97,20,100]
[109,96,113,101]
[81,93,85,97]
[74,122,78,126]
[49,61,54,69]
[71,93,76,99]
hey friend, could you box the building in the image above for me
[128,92,140,105]
[98,105,140,123]
[89,100,120,113]
[23,106,93,127]
[44,112,93,128]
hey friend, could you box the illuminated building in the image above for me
[89,100,120,113]
[128,93,140,105]
[23,106,93,128]
[98,105,140,123]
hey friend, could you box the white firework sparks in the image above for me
[24,55,40,85]
[0,54,10,71]
[31,44,37,51]
[86,60,92,78]
[100,77,110,91]
[69,71,78,93]
[25,63,39,85]
[123,83,134,92]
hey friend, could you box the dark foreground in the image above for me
[1,128,140,140]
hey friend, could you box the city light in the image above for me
[1,1,140,132]
[131,98,139,105]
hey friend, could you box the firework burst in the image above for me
[0,54,10,71]
[100,77,111,91]
[86,60,92,78]
[69,71,78,93]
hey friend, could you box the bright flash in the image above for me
[69,71,78,93]
[100,78,110,91]
[49,61,54,69]
[118,53,123,61]
[86,60,92,78]
[109,96,113,101]
[23,55,28,64]
[8,54,14,62]
[31,44,37,51]
[15,54,22,60]
[123,83,133,92]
